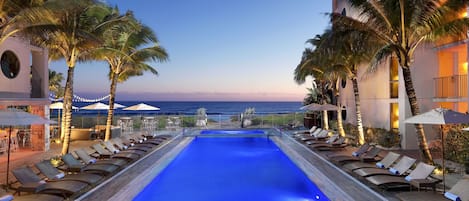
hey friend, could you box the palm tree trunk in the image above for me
[334,88,346,137]
[352,76,365,145]
[61,67,74,155]
[336,103,345,137]
[105,72,118,141]
[323,110,329,130]
[402,66,433,163]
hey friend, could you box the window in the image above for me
[341,79,347,88]
[1,51,20,79]
[341,8,347,16]
[390,57,398,98]
[390,103,399,130]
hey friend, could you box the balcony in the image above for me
[434,75,468,100]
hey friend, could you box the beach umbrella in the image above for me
[49,102,78,110]
[80,102,110,110]
[123,103,160,111]
[404,107,469,192]
[0,108,55,190]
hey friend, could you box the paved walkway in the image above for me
[0,128,466,200]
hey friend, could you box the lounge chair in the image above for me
[309,137,347,150]
[293,126,318,136]
[343,151,401,171]
[102,140,145,157]
[91,143,140,161]
[329,146,382,164]
[305,132,337,145]
[353,155,416,177]
[327,143,371,159]
[110,138,153,152]
[34,160,103,185]
[121,134,160,146]
[11,166,88,197]
[61,153,119,176]
[366,162,436,188]
[0,193,64,201]
[74,148,127,167]
[302,130,329,142]
[395,177,469,201]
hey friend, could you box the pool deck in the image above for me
[77,128,396,201]
[272,133,391,201]
[76,134,188,201]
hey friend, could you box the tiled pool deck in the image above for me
[77,129,394,201]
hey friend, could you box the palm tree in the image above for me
[91,13,168,141]
[28,0,125,155]
[48,69,64,98]
[295,28,379,144]
[295,47,335,131]
[0,0,55,44]
[332,0,469,163]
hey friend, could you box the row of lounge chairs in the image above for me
[292,127,469,200]
[337,146,469,200]
[7,132,172,200]
[293,126,348,151]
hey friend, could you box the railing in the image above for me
[54,113,306,135]
[434,74,468,98]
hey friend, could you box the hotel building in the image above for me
[0,35,51,151]
[333,0,467,149]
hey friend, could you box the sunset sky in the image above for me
[49,1,331,101]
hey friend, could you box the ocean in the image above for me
[60,101,304,116]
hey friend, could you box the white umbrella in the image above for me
[113,103,126,109]
[0,108,55,190]
[50,102,78,110]
[80,102,110,110]
[81,102,111,125]
[123,103,160,111]
[404,107,469,192]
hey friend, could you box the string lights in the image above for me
[49,93,110,102]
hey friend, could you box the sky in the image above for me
[49,0,331,101]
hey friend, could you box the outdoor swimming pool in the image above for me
[200,129,265,135]
[133,136,329,201]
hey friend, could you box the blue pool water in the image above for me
[200,129,265,135]
[133,137,329,201]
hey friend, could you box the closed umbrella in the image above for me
[0,108,55,190]
[404,107,469,192]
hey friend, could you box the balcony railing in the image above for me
[434,74,468,99]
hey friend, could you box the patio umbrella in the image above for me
[113,103,126,109]
[50,102,78,140]
[123,103,160,111]
[81,102,111,125]
[404,107,469,192]
[300,103,341,129]
[300,103,340,111]
[0,108,55,190]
